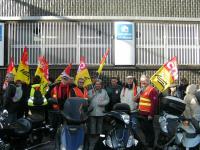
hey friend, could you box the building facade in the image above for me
[0,0,200,85]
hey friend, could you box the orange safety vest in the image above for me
[138,86,154,113]
[73,87,88,99]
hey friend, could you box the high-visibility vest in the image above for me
[73,87,88,99]
[51,84,70,99]
[138,86,154,113]
[28,84,48,106]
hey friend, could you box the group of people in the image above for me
[1,71,200,149]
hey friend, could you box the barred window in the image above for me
[7,21,113,65]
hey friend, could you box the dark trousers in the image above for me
[138,117,154,147]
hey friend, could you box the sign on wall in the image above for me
[114,22,135,65]
[0,23,4,66]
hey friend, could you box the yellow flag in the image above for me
[150,57,178,92]
[75,57,92,87]
[35,56,49,95]
[97,48,110,75]
[15,47,30,84]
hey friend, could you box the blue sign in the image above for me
[0,25,2,41]
[116,24,133,40]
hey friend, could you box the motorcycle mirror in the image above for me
[3,110,8,116]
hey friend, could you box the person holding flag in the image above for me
[137,74,159,148]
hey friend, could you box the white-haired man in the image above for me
[137,74,159,148]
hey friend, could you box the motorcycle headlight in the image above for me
[105,136,113,148]
[126,135,134,148]
[121,114,130,124]
[159,116,168,133]
[77,145,83,150]
[60,144,66,150]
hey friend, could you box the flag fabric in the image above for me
[3,57,17,90]
[6,57,16,75]
[97,48,110,75]
[150,57,178,92]
[55,63,72,82]
[35,56,49,95]
[75,57,92,87]
[15,47,30,84]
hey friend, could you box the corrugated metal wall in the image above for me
[7,21,113,65]
[1,0,200,18]
[7,21,200,66]
[136,23,200,65]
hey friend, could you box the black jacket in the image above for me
[3,81,19,113]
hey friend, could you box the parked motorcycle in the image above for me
[154,96,186,150]
[0,109,32,149]
[175,118,200,150]
[98,103,138,150]
[55,97,91,150]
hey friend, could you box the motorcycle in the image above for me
[175,118,200,150]
[154,96,186,150]
[55,97,91,150]
[0,109,32,149]
[98,103,138,150]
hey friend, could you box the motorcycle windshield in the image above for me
[61,97,88,123]
[110,128,130,149]
[60,125,84,150]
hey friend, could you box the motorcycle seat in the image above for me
[27,114,45,128]
[10,118,32,136]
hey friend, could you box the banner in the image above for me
[75,57,92,87]
[97,48,110,75]
[15,47,30,84]
[150,57,178,92]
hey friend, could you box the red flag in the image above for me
[6,57,16,74]
[56,63,72,82]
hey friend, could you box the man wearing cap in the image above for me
[120,76,140,111]
[51,73,73,109]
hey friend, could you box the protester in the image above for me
[3,73,19,123]
[137,74,159,148]
[177,77,189,100]
[106,77,122,111]
[16,79,30,118]
[88,79,110,150]
[120,76,140,111]
[51,74,73,109]
[27,75,48,121]
[70,77,88,99]
[168,83,178,97]
[183,84,200,121]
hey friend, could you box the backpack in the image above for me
[12,85,23,103]
[33,87,44,106]
[195,90,200,105]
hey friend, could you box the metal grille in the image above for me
[136,23,200,65]
[7,21,113,65]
